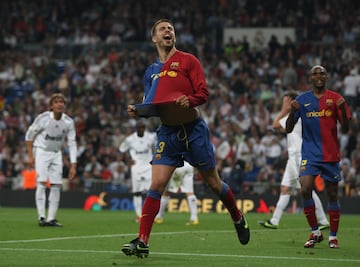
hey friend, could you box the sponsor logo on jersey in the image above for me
[45,134,62,141]
[306,109,333,117]
[151,70,178,80]
[167,70,177,77]
[135,149,150,154]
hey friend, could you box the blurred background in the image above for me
[0,0,359,205]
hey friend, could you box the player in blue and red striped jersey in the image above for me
[121,19,249,258]
[286,65,351,249]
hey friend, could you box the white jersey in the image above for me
[279,115,302,188]
[279,115,302,155]
[119,131,156,168]
[119,130,156,192]
[25,111,77,163]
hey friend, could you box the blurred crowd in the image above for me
[0,0,360,197]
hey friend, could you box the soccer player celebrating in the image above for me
[25,93,77,227]
[286,65,351,249]
[122,18,249,258]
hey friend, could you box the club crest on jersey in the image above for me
[170,62,179,69]
[326,99,333,106]
[301,159,307,172]
[155,153,161,160]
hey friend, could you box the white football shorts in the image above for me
[34,147,63,184]
[131,164,152,193]
[167,163,194,193]
[281,152,301,189]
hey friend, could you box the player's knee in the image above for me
[326,190,338,202]
[150,180,168,193]
[37,182,47,189]
[280,186,291,194]
[205,179,222,194]
[300,187,312,198]
[50,184,62,190]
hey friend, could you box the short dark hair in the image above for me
[283,91,298,100]
[151,18,174,36]
[136,118,147,127]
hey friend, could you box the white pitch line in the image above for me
[0,230,231,243]
[0,247,359,263]
[0,227,359,244]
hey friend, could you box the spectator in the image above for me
[0,0,359,199]
[83,155,102,192]
[342,69,360,107]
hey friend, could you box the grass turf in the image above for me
[0,207,359,267]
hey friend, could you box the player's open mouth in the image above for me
[164,34,171,40]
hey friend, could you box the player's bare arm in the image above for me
[69,163,77,180]
[337,97,350,133]
[285,100,300,133]
[273,95,292,130]
[25,140,35,168]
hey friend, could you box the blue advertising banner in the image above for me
[1,190,359,214]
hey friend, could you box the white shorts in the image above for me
[34,147,63,184]
[167,162,194,193]
[131,164,152,193]
[281,152,301,188]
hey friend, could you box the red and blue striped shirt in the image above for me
[293,89,351,162]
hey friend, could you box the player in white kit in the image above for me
[154,161,199,225]
[119,119,156,222]
[259,92,329,229]
[25,93,77,227]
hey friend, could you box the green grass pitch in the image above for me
[0,207,359,267]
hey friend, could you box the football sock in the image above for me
[48,185,60,221]
[219,182,241,222]
[133,195,143,218]
[312,190,329,225]
[328,201,340,236]
[35,183,46,219]
[156,195,170,219]
[271,194,290,225]
[187,194,198,221]
[312,229,321,236]
[303,198,318,230]
[139,190,161,244]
